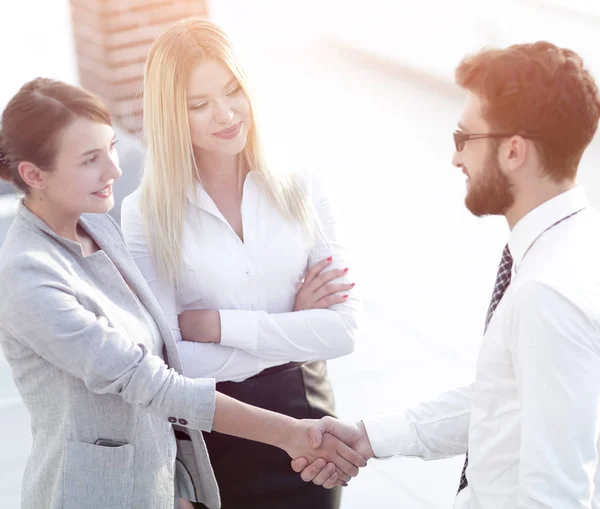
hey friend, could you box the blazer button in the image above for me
[168,417,177,424]
[178,418,188,426]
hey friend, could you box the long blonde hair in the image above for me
[141,18,314,284]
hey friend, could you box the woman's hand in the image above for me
[279,419,367,489]
[293,257,355,311]
[291,417,374,488]
[178,309,221,343]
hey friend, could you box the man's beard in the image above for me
[465,148,515,217]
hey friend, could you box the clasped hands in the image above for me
[288,417,375,489]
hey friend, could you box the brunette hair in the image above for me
[0,77,112,192]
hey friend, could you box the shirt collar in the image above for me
[186,170,256,217]
[186,180,220,215]
[508,186,588,269]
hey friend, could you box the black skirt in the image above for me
[193,360,340,509]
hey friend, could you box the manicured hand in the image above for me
[293,257,355,311]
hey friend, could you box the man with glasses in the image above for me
[291,41,600,509]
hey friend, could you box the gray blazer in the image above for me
[0,203,221,509]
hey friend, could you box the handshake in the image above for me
[286,417,375,489]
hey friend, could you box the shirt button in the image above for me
[168,417,177,424]
[178,418,188,426]
[245,270,255,280]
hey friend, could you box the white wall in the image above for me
[0,0,79,110]
[210,0,600,86]
[323,0,600,84]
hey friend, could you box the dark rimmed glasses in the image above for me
[453,131,544,152]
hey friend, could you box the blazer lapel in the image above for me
[80,214,184,373]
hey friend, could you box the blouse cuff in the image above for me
[218,309,260,351]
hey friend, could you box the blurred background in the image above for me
[1,1,600,507]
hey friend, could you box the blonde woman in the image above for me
[121,18,359,509]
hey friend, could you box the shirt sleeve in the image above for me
[363,384,473,459]
[218,171,360,362]
[509,282,600,509]
[0,255,215,432]
[120,192,282,382]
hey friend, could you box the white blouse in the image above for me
[121,170,359,382]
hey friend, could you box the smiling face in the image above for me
[452,92,515,217]
[38,117,122,216]
[186,59,251,159]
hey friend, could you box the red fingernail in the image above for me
[327,256,333,261]
[350,283,355,287]
[343,267,348,273]
[343,294,349,298]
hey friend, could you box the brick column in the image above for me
[69,0,209,137]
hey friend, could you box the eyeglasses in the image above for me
[453,131,544,152]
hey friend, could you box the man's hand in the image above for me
[291,417,374,487]
[178,309,221,343]
[280,419,368,489]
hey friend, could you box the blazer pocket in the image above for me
[63,440,135,509]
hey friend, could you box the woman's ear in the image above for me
[18,161,47,190]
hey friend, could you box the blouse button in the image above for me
[245,270,255,280]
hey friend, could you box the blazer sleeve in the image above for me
[0,254,216,432]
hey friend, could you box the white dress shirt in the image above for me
[121,170,359,382]
[364,187,600,509]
